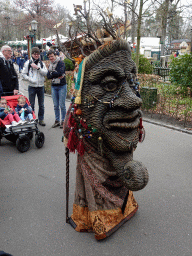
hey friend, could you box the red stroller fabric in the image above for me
[0,95,36,128]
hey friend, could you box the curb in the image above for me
[143,118,192,135]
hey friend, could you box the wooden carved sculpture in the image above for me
[64,39,148,240]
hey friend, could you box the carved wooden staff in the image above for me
[65,147,70,223]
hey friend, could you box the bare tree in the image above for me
[64,0,118,57]
[135,0,143,68]
[13,0,58,39]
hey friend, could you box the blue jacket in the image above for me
[0,107,6,119]
[15,103,32,118]
[47,60,66,86]
[0,107,15,119]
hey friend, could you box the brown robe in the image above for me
[64,114,138,240]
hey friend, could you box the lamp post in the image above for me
[31,20,38,46]
[27,20,38,59]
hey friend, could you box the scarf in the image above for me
[32,57,40,65]
[48,57,60,72]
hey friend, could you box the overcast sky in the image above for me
[55,0,191,13]
[55,0,83,14]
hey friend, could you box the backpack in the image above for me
[27,59,44,75]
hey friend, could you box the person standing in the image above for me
[16,53,21,72]
[47,50,67,128]
[22,47,47,126]
[0,45,19,96]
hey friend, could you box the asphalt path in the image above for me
[0,88,192,256]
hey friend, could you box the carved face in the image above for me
[81,50,142,153]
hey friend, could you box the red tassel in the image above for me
[139,129,143,142]
[77,138,85,156]
[68,113,77,128]
[67,128,79,153]
[80,119,88,129]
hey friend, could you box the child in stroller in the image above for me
[0,98,24,130]
[0,94,45,152]
[15,95,34,122]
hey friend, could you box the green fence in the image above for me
[140,87,158,109]
[153,67,170,81]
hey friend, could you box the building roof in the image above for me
[45,34,68,41]
[129,37,160,48]
[171,39,190,44]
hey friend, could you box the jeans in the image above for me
[20,113,33,121]
[51,85,67,122]
[28,86,45,121]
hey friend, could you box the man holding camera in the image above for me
[0,45,19,97]
[22,47,47,126]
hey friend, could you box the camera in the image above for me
[11,76,17,80]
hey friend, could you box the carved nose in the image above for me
[114,82,142,110]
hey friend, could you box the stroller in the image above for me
[0,94,45,153]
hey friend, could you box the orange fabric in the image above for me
[70,191,138,240]
[71,204,92,232]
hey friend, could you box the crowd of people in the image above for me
[3,47,65,75]
[0,45,68,128]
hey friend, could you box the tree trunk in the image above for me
[131,0,136,45]
[135,0,143,70]
[160,0,169,56]
[124,1,127,39]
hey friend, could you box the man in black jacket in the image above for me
[0,45,19,96]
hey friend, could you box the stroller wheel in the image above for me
[16,135,30,153]
[35,132,45,148]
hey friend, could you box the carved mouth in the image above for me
[103,110,141,130]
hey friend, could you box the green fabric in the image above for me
[75,60,84,90]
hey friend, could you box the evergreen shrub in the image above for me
[132,53,153,74]
[169,54,192,93]
[64,58,75,71]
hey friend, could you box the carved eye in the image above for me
[103,82,118,92]
[101,76,118,92]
